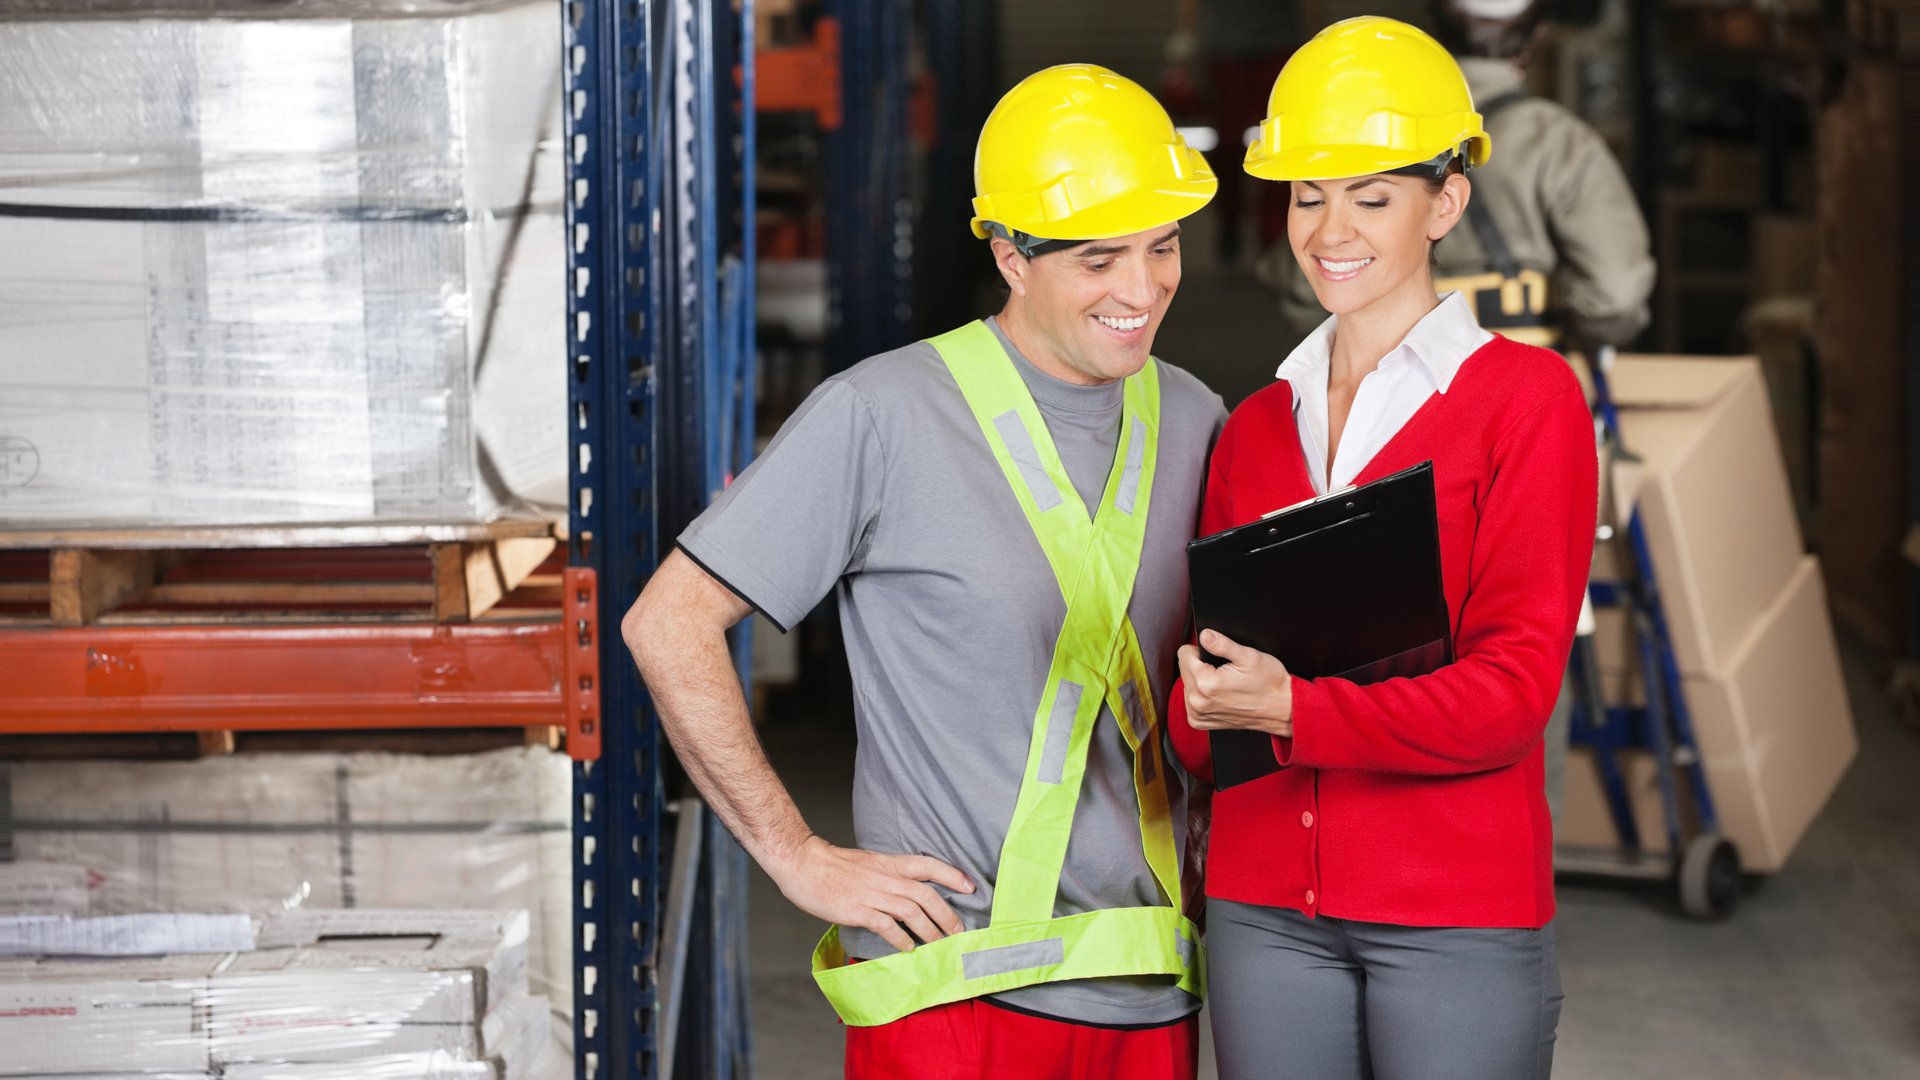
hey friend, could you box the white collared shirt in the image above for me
[1277,291,1494,495]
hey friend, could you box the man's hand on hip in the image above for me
[767,835,975,954]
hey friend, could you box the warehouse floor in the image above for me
[746,627,1920,1079]
[740,231,1920,1078]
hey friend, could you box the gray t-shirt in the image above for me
[679,317,1226,1026]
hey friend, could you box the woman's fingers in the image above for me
[1198,628,1255,665]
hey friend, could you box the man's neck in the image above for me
[995,301,1111,387]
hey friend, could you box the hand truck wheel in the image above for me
[1677,832,1741,920]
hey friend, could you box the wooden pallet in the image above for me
[0,519,565,627]
[0,725,564,761]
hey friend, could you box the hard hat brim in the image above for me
[1243,136,1489,182]
[970,177,1218,242]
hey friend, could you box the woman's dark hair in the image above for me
[1420,156,1468,266]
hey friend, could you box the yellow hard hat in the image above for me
[1243,17,1491,182]
[971,64,1217,244]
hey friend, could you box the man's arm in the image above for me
[1544,122,1656,347]
[623,550,974,953]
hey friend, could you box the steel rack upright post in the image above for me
[560,0,756,1077]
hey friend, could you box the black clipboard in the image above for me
[1186,461,1454,789]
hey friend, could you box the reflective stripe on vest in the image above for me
[809,319,1203,1027]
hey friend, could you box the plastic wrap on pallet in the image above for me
[0,914,552,1078]
[2,747,574,1017]
[0,860,92,915]
[0,955,217,1075]
[0,912,255,956]
[0,0,566,526]
[0,1,536,14]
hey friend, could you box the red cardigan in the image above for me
[1169,335,1597,929]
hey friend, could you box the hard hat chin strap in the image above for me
[1386,145,1475,179]
[985,222,1087,259]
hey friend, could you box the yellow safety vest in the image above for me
[809,320,1204,1027]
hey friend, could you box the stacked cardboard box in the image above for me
[0,956,211,1075]
[0,861,92,916]
[0,1,566,526]
[3,748,572,1013]
[1566,355,1858,873]
[1816,58,1914,655]
[0,910,555,1078]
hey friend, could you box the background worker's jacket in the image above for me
[1269,57,1655,349]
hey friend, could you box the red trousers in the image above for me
[844,999,1199,1080]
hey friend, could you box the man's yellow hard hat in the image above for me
[971,64,1217,244]
[1243,17,1491,182]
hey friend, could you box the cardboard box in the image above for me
[1562,557,1857,872]
[0,861,92,916]
[1815,60,1909,653]
[213,909,529,1049]
[0,912,254,958]
[0,956,213,1075]
[0,4,566,527]
[1745,297,1818,525]
[216,992,550,1077]
[1588,355,1806,677]
[6,748,572,1012]
[213,998,544,1072]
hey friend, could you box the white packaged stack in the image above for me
[0,860,92,916]
[212,909,544,1071]
[0,955,216,1075]
[0,909,556,1078]
[0,0,566,526]
[3,747,574,1015]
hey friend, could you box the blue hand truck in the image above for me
[1559,346,1744,919]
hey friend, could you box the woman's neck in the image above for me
[1328,281,1443,387]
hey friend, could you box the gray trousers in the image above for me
[1545,666,1574,823]
[1206,899,1563,1080]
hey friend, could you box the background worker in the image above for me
[1171,19,1595,1079]
[1429,0,1657,819]
[625,65,1226,1079]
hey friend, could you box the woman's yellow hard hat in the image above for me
[1243,17,1491,182]
[971,64,1217,243]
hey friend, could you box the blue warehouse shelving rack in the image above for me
[560,0,756,1077]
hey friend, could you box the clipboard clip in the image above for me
[1261,482,1360,520]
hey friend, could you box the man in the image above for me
[624,65,1225,1078]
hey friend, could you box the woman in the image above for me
[1167,18,1595,1080]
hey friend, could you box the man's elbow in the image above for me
[621,586,661,670]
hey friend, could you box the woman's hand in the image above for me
[1176,629,1295,738]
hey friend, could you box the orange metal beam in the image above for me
[754,17,841,129]
[0,568,605,762]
